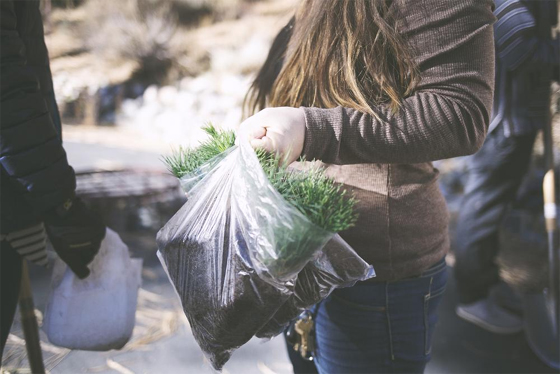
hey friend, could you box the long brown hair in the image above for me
[244,0,419,117]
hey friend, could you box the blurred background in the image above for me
[44,0,297,150]
[1,0,560,373]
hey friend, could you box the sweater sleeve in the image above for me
[0,0,76,213]
[494,0,559,72]
[301,0,496,165]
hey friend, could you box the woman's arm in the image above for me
[301,0,496,165]
[242,0,496,165]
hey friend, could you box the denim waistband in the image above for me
[361,257,447,285]
[416,257,447,279]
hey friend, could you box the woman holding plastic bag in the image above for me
[158,125,375,369]
[240,0,496,372]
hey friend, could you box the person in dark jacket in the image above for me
[0,0,106,356]
[454,0,559,334]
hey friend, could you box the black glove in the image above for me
[45,197,106,279]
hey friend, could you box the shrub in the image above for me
[83,0,177,85]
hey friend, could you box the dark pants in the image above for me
[287,259,448,374]
[1,240,22,358]
[454,127,537,304]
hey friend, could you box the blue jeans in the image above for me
[287,258,448,374]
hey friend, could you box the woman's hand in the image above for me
[238,107,306,165]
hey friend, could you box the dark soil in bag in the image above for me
[158,207,291,370]
[158,141,373,370]
[256,235,375,339]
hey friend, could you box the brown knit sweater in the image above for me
[301,0,496,281]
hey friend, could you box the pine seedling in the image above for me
[163,125,358,233]
[164,123,236,178]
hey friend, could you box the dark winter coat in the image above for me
[1,0,76,234]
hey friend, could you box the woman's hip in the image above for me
[312,258,448,373]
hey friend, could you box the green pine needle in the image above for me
[163,124,358,233]
[163,124,236,179]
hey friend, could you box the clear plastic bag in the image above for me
[256,234,375,339]
[157,140,374,370]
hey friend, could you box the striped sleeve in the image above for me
[5,223,49,267]
[494,0,559,71]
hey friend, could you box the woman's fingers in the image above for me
[249,125,267,140]
[238,107,305,165]
[250,136,275,153]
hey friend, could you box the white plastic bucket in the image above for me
[44,228,142,351]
